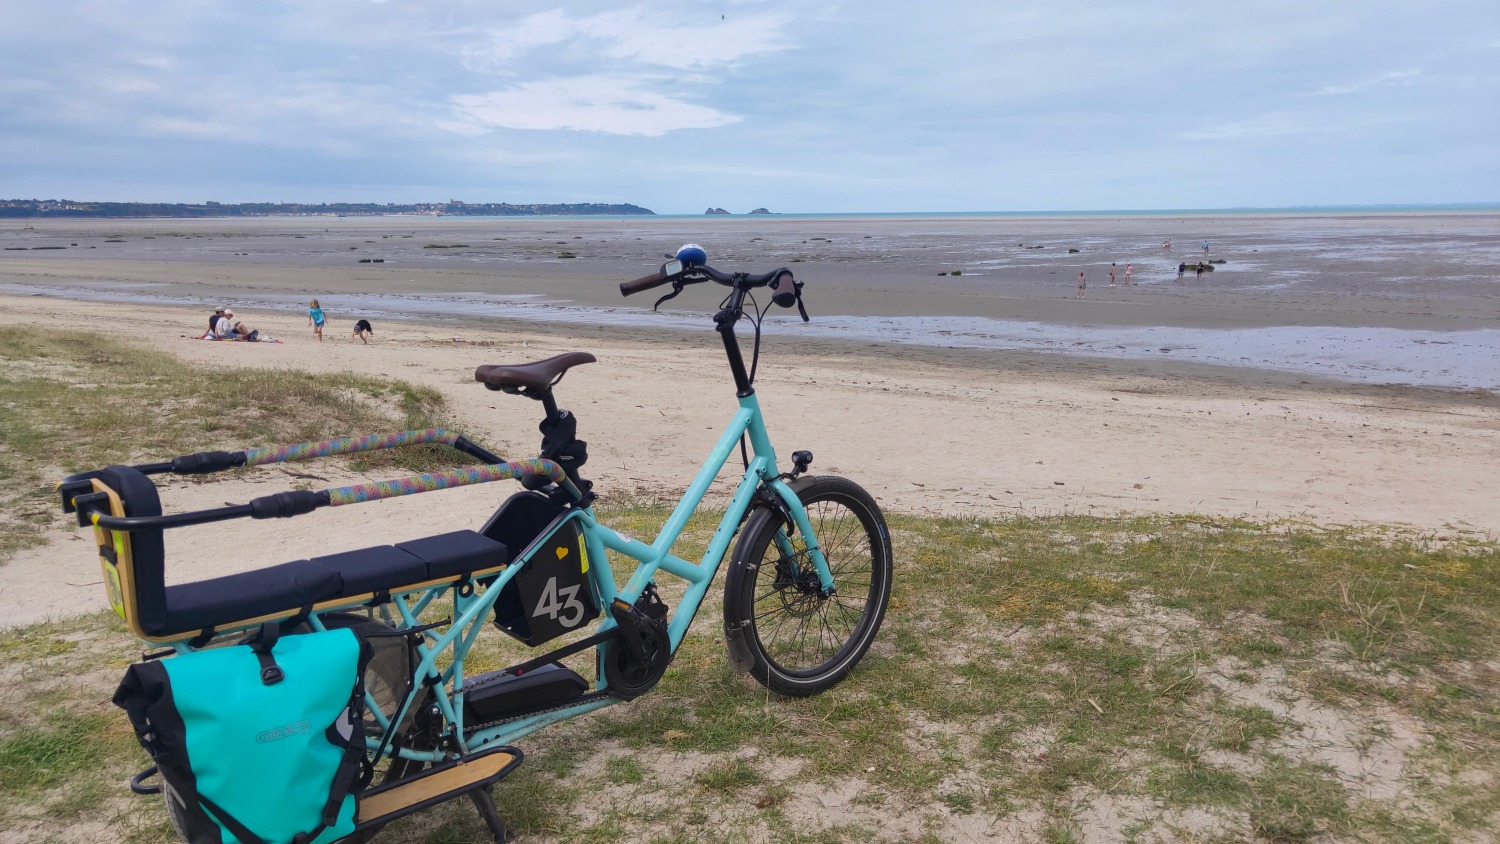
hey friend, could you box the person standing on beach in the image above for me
[1109,263,1116,287]
[1196,264,1204,281]
[1177,262,1186,282]
[1125,263,1133,285]
[1077,272,1087,298]
[308,298,325,341]
[1202,240,1210,253]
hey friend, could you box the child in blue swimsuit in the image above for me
[308,299,325,341]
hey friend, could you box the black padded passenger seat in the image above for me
[165,561,343,636]
[86,463,512,640]
[397,531,508,582]
[313,545,427,596]
[313,530,509,599]
[159,530,508,637]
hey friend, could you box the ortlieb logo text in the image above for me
[256,720,311,743]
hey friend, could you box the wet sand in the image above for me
[3,212,1498,325]
[3,213,1498,388]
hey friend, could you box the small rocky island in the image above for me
[749,208,771,215]
[705,207,730,215]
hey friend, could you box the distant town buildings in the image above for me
[0,199,655,218]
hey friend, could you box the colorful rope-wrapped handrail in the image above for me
[324,459,568,507]
[244,429,461,467]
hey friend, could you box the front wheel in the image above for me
[723,475,893,696]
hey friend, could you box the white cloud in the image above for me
[139,116,240,140]
[451,75,739,136]
[460,9,573,70]
[1317,69,1422,96]
[1176,112,1317,142]
[459,7,792,73]
[575,7,793,69]
[101,77,161,95]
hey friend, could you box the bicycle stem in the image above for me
[715,286,755,398]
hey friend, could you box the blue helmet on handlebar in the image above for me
[675,244,708,267]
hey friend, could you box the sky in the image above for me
[2,1,1497,214]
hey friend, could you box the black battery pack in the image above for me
[461,663,589,725]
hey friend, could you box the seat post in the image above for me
[535,389,560,420]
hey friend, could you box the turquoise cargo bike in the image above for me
[59,247,894,843]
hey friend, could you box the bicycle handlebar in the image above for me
[620,270,672,296]
[620,260,805,317]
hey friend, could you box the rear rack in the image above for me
[59,428,581,532]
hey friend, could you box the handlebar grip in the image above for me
[620,272,669,296]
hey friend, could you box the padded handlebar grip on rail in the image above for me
[171,450,245,475]
[249,490,329,519]
[620,272,669,296]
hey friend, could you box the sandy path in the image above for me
[2,295,1496,627]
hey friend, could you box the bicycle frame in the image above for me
[308,386,834,761]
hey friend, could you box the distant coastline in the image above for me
[4,199,1494,220]
[0,199,655,219]
[657,203,1500,220]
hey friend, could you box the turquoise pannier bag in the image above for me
[114,626,371,844]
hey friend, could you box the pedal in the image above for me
[603,598,671,699]
[355,745,523,828]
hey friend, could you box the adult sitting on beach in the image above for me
[210,308,237,339]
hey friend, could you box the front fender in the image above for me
[722,476,815,673]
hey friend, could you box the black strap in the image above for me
[501,628,616,680]
[199,794,270,844]
[283,604,315,633]
[366,680,410,789]
[129,765,162,795]
[250,622,284,685]
[326,723,365,822]
[202,791,334,844]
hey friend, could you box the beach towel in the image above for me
[198,330,283,344]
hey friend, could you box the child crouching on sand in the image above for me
[352,318,374,344]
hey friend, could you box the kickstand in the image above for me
[469,785,511,843]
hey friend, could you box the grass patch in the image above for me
[0,326,465,562]
[2,511,1498,842]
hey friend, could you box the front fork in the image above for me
[763,478,836,597]
[753,446,832,588]
[722,470,835,675]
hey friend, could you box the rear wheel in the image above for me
[723,476,892,696]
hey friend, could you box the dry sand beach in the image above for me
[1,214,1497,625]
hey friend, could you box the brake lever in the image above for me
[652,281,684,311]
